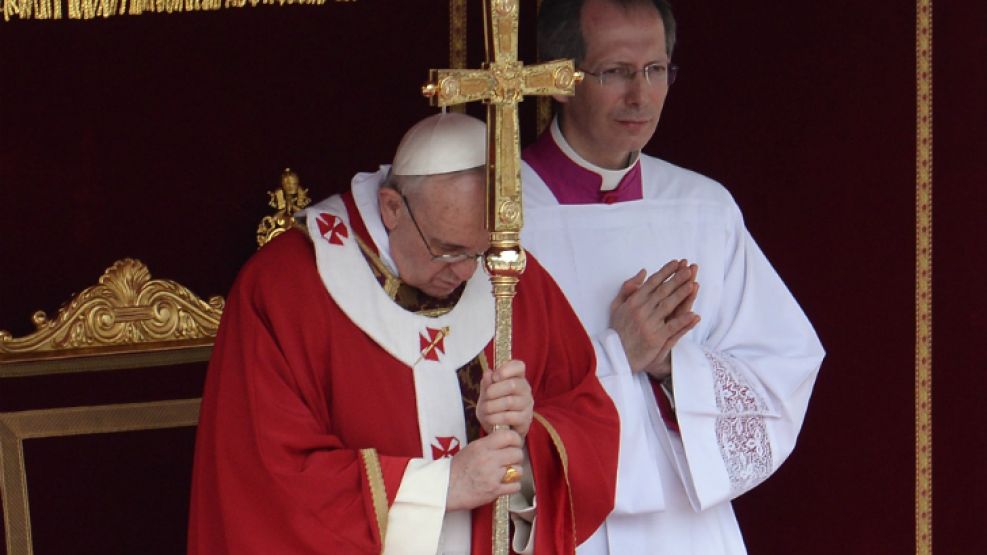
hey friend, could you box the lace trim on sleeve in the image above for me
[705,350,773,494]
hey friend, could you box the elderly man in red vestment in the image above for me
[188,112,619,554]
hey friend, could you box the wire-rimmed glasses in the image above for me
[580,63,679,88]
[401,194,484,264]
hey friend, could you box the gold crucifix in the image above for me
[422,1,582,553]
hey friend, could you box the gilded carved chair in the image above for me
[0,170,307,555]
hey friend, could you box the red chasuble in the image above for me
[188,190,618,554]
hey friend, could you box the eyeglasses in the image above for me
[401,194,484,264]
[580,63,679,88]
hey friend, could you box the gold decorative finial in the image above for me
[257,168,311,248]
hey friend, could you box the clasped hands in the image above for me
[446,360,533,511]
[610,259,701,381]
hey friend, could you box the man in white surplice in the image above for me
[519,1,826,553]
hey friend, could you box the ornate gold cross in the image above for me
[422,1,581,553]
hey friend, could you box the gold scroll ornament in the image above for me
[0,259,224,361]
[257,168,311,248]
[422,0,582,552]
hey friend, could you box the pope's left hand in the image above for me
[477,360,533,440]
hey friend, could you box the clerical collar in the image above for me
[522,118,644,204]
[550,118,639,191]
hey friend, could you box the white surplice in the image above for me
[520,134,824,554]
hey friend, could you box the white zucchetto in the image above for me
[392,112,487,176]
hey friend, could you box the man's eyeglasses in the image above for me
[401,194,484,264]
[580,63,679,88]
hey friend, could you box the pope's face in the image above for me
[381,172,489,299]
[556,0,670,169]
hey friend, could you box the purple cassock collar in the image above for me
[522,119,643,205]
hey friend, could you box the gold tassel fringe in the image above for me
[3,0,339,22]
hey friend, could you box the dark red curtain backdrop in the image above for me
[0,5,453,341]
[932,2,987,554]
[657,3,916,553]
[0,1,981,553]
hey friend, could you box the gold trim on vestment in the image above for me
[531,412,577,549]
[915,0,933,552]
[354,235,456,319]
[0,398,201,555]
[359,448,389,547]
[532,413,567,480]
[355,236,403,300]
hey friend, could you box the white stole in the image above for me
[297,169,495,554]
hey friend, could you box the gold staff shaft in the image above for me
[422,0,581,551]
